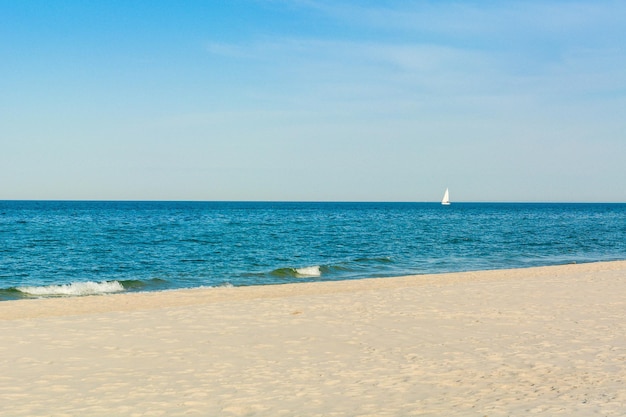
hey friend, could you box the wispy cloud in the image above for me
[207,0,625,108]
[288,0,626,39]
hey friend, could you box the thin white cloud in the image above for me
[204,0,626,109]
[288,0,626,38]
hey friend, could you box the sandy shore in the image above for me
[1,261,626,416]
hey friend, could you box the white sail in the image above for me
[441,188,450,205]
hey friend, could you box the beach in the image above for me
[1,261,626,416]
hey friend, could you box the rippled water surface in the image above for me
[1,201,625,299]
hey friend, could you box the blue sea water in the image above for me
[1,201,625,301]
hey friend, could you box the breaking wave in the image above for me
[294,265,322,277]
[0,278,170,300]
[270,265,323,278]
[16,280,125,297]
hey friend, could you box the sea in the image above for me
[1,201,625,301]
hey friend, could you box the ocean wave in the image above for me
[118,278,169,290]
[265,259,395,280]
[16,281,126,297]
[15,281,125,297]
[8,278,171,299]
[270,265,323,278]
[294,265,322,277]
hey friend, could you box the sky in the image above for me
[1,0,625,202]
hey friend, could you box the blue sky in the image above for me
[1,0,625,202]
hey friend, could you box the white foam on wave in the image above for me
[17,281,125,297]
[295,266,322,277]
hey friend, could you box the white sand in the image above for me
[1,261,626,416]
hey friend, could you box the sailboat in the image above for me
[441,188,451,205]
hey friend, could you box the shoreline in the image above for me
[2,260,626,415]
[1,260,624,320]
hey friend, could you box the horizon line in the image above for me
[1,199,624,204]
